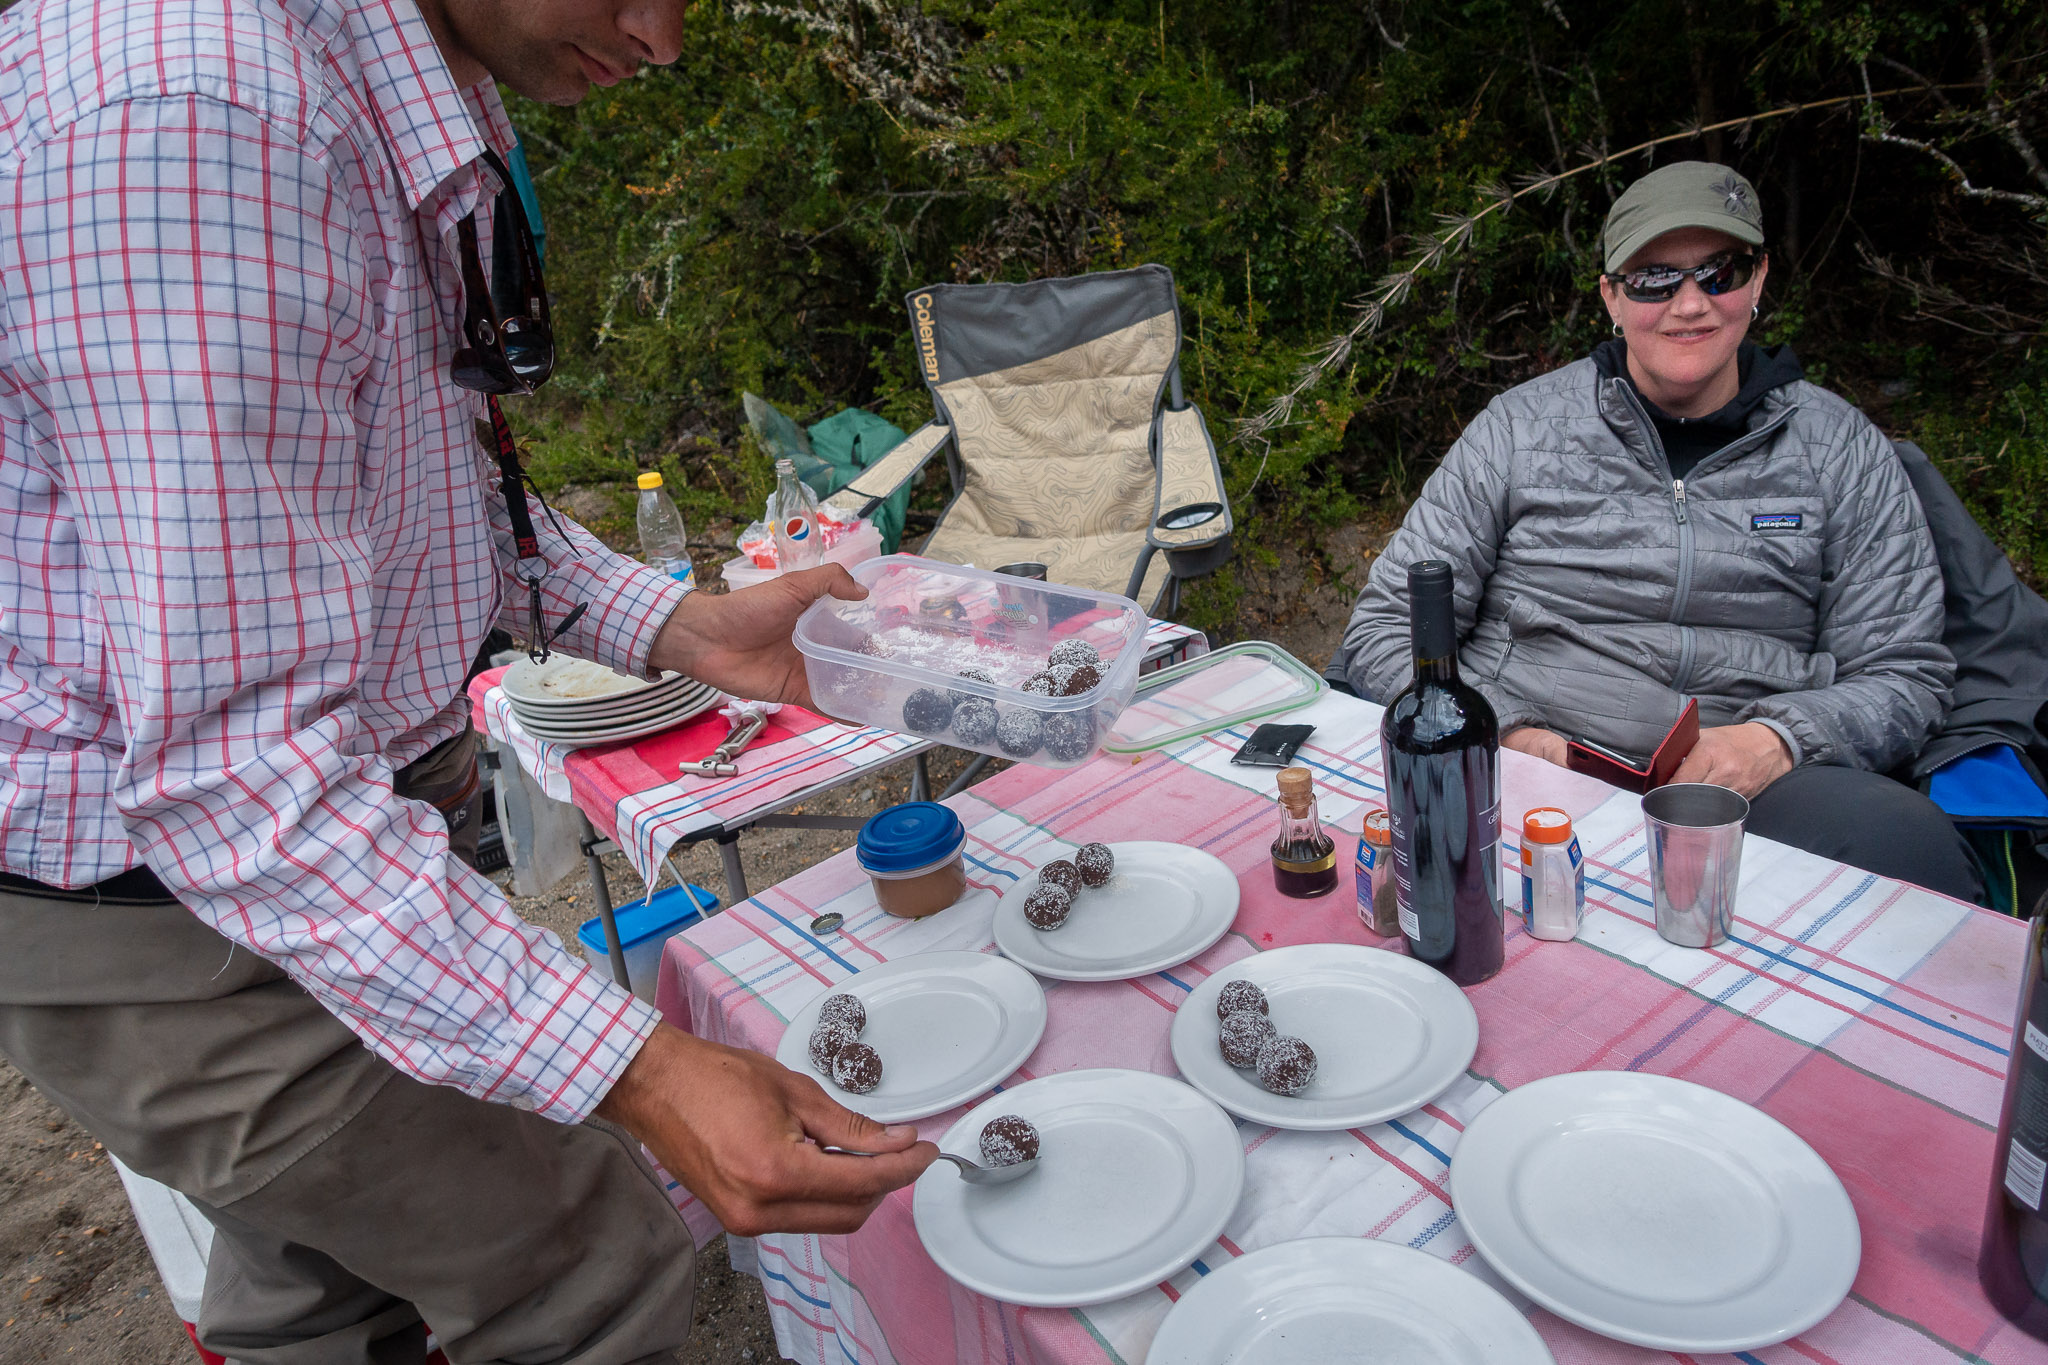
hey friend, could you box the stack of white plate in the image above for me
[500,655,720,748]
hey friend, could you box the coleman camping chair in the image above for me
[1894,441,2048,914]
[822,264,1233,615]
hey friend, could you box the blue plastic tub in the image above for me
[577,881,719,1003]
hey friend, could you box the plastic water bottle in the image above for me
[636,472,695,589]
[771,458,824,571]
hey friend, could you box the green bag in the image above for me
[743,394,911,552]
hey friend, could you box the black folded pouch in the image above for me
[1231,723,1316,767]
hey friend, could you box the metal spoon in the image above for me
[823,1145,1038,1186]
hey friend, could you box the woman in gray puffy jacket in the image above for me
[1334,160,1982,901]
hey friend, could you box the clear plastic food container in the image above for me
[792,555,1149,768]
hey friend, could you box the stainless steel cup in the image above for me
[1641,782,1749,948]
[994,561,1049,581]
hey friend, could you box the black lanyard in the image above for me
[484,395,585,661]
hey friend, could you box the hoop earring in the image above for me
[1751,305,1760,321]
[1612,322,1624,338]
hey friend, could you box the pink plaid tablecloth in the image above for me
[468,620,1206,890]
[653,684,2045,1365]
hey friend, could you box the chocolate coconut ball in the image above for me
[1216,979,1268,1021]
[1218,1010,1277,1069]
[817,992,866,1034]
[1020,670,1061,698]
[1256,1035,1318,1096]
[1042,709,1094,762]
[831,1041,885,1094]
[951,696,999,746]
[1022,883,1074,930]
[900,687,955,735]
[1074,842,1115,887]
[996,708,1043,758]
[948,666,998,704]
[1039,859,1082,895]
[978,1114,1041,1167]
[1048,639,1101,671]
[808,1019,859,1073]
[1054,662,1102,697]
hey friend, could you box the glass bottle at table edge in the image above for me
[1380,559,1503,987]
[771,458,825,572]
[1980,887,2048,1338]
[1271,765,1339,899]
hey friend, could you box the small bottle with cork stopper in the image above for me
[1272,765,1339,898]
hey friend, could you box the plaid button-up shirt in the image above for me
[0,0,685,1121]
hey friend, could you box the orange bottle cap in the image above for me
[1523,807,1575,844]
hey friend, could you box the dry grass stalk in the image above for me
[1235,83,1981,451]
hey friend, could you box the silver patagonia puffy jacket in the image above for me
[1336,357,1954,772]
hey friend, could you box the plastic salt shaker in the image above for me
[1520,807,1584,942]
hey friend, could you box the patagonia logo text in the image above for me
[1751,512,1803,532]
[913,293,939,381]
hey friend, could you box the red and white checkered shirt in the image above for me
[0,0,685,1121]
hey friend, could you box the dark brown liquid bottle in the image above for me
[1382,560,1503,986]
[1981,892,2048,1339]
[1272,766,1339,898]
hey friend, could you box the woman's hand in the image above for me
[647,565,866,708]
[1670,722,1794,798]
[1502,726,1571,767]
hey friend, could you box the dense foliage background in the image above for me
[510,0,2047,623]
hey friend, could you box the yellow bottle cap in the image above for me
[637,472,663,490]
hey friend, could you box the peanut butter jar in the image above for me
[856,802,968,919]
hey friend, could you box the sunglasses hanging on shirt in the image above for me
[1603,250,1760,304]
[448,148,586,665]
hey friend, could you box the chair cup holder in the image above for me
[1156,501,1224,532]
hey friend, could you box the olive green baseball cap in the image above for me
[1601,161,1765,273]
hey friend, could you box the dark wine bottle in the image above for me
[1381,560,1503,986]
[1981,891,2048,1339]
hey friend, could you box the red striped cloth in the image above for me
[471,619,1207,893]
[654,687,2040,1365]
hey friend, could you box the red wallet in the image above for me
[1564,698,1700,794]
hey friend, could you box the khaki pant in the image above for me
[0,729,694,1364]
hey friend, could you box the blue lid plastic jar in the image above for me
[857,802,968,918]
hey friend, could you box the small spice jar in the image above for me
[1355,807,1400,937]
[856,801,968,918]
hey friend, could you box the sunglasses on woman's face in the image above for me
[1604,251,1760,304]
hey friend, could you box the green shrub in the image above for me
[508,0,2047,615]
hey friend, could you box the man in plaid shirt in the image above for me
[0,0,933,1358]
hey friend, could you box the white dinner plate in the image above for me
[507,679,708,724]
[776,952,1048,1124]
[502,654,685,707]
[1449,1071,1861,1353]
[509,681,715,731]
[1147,1237,1554,1365]
[913,1069,1243,1307]
[992,842,1240,982]
[516,692,722,747]
[1171,943,1478,1131]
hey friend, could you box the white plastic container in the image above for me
[719,519,883,591]
[1519,807,1584,942]
[792,555,1148,768]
